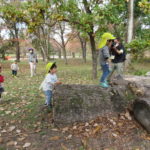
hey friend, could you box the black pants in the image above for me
[12,70,17,76]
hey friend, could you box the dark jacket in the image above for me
[111,44,126,63]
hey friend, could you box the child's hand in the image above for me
[55,81,62,85]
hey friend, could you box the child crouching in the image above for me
[39,62,61,108]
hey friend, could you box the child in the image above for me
[11,60,19,77]
[0,65,4,102]
[39,62,61,108]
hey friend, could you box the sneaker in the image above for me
[104,80,108,84]
[100,82,109,88]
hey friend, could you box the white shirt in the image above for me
[39,73,58,91]
[11,63,19,71]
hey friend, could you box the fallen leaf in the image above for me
[23,143,31,148]
[61,143,68,150]
[7,141,16,146]
[35,129,41,133]
[62,127,69,132]
[66,134,72,140]
[1,129,7,133]
[8,126,16,132]
[51,128,59,131]
[125,111,132,120]
[5,111,11,115]
[18,137,25,141]
[92,126,102,135]
[81,138,88,149]
[16,129,21,133]
[49,136,60,141]
[112,133,118,138]
[0,137,3,143]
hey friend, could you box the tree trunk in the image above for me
[59,24,68,64]
[72,52,75,58]
[16,41,20,62]
[89,33,97,79]
[41,49,46,62]
[127,0,135,43]
[14,26,20,62]
[58,50,61,59]
[62,46,67,64]
[53,76,150,133]
[2,50,5,60]
[78,35,87,63]
[53,80,134,125]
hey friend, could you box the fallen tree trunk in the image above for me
[133,98,150,133]
[53,76,150,133]
[53,81,134,124]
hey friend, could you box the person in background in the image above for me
[108,38,126,81]
[28,48,38,77]
[99,33,116,88]
[39,62,62,108]
[11,60,19,77]
[0,65,4,102]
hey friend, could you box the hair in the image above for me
[50,63,57,71]
[29,48,34,52]
[116,37,122,42]
[107,39,113,42]
[14,60,17,63]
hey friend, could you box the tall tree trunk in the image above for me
[59,23,68,64]
[89,33,97,79]
[2,50,5,60]
[16,41,20,62]
[58,50,61,59]
[62,46,67,64]
[78,34,87,63]
[83,0,97,78]
[61,33,67,64]
[127,0,135,43]
[41,49,46,62]
[14,26,20,61]
[72,52,75,58]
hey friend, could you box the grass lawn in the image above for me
[0,58,149,150]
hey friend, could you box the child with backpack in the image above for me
[39,62,62,108]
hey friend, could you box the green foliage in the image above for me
[134,70,147,76]
[0,3,25,23]
[139,0,150,14]
[126,39,150,60]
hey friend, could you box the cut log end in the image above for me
[133,98,150,133]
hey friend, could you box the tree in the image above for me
[53,0,123,78]
[0,2,25,61]
[23,0,57,62]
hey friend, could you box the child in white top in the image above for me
[39,62,61,108]
[11,60,19,77]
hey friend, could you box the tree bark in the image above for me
[127,0,135,43]
[15,41,20,62]
[78,34,87,63]
[14,25,20,61]
[89,33,98,79]
[59,23,68,64]
[53,77,150,133]
[58,50,61,59]
[83,0,97,78]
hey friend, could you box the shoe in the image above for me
[104,80,108,84]
[48,103,53,108]
[100,82,109,88]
